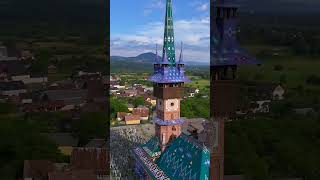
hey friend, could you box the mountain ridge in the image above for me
[111,52,209,65]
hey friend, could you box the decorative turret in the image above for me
[154,44,160,74]
[162,49,170,65]
[178,42,185,76]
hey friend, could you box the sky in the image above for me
[110,0,210,63]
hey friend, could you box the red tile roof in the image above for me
[125,115,141,121]
[117,112,128,119]
[70,147,109,175]
[48,170,97,180]
[133,107,149,117]
[23,160,55,180]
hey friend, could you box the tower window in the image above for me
[171,102,174,106]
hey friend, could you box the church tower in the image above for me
[210,0,260,180]
[150,0,190,152]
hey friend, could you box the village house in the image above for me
[24,73,48,84]
[23,100,66,113]
[272,85,285,100]
[0,46,17,61]
[117,112,128,121]
[23,160,55,180]
[293,108,316,116]
[135,86,145,96]
[42,89,88,107]
[85,139,108,148]
[0,46,8,57]
[110,75,120,82]
[243,82,286,114]
[144,95,156,106]
[70,147,109,178]
[48,170,98,180]
[247,82,286,101]
[127,104,134,112]
[0,81,27,96]
[132,106,149,121]
[250,100,271,113]
[124,115,141,125]
[186,87,200,98]
[109,87,119,95]
[0,95,8,103]
[19,50,34,60]
[23,145,109,180]
[112,84,125,89]
[46,133,79,156]
[48,64,57,74]
[124,89,137,97]
[19,93,33,104]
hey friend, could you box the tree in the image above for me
[132,97,145,107]
[110,98,128,119]
[180,98,209,119]
[72,112,108,146]
[0,117,65,179]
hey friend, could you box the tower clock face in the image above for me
[165,99,179,112]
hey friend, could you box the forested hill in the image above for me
[111,52,209,73]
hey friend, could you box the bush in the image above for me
[306,74,320,85]
[273,64,284,71]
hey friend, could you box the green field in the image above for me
[238,56,320,88]
[186,78,210,90]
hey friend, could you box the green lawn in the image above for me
[186,79,210,90]
[238,56,320,89]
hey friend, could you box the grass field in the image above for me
[186,79,210,90]
[238,56,320,90]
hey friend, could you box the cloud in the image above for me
[189,1,209,12]
[196,3,209,11]
[143,0,165,16]
[111,17,210,62]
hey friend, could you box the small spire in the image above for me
[178,42,184,64]
[155,44,160,63]
[162,48,169,64]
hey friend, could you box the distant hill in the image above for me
[111,52,161,63]
[111,52,208,73]
[111,53,159,73]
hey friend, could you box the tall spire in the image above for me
[178,41,184,64]
[163,0,176,66]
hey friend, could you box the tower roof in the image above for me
[149,0,191,84]
[133,134,211,180]
[163,0,176,66]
